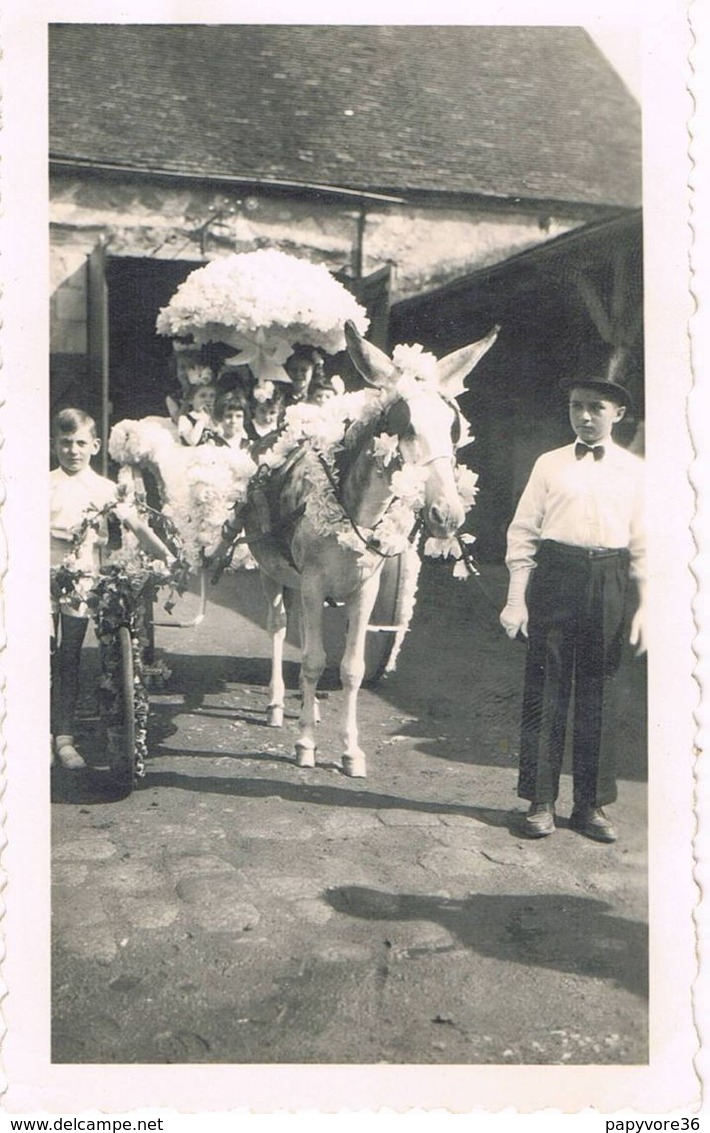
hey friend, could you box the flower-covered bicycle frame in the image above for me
[50,495,191,782]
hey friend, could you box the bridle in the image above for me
[317,452,417,559]
[317,390,462,557]
[383,392,462,454]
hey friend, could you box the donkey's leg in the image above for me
[296,575,327,767]
[340,572,381,778]
[261,573,287,727]
[298,670,321,725]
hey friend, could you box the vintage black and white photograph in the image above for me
[0,0,699,1118]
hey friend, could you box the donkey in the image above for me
[238,320,498,777]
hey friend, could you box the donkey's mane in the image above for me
[268,406,385,521]
[335,405,385,471]
[334,408,389,500]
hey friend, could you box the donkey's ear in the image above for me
[436,325,500,399]
[345,320,398,388]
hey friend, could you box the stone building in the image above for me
[49,23,641,550]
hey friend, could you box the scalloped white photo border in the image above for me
[0,0,701,1122]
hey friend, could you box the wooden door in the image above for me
[87,240,110,472]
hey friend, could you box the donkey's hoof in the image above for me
[342,754,367,778]
[295,743,317,768]
[267,705,284,728]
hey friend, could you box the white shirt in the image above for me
[221,433,249,451]
[505,440,645,581]
[50,465,118,571]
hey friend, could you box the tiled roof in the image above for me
[49,24,641,208]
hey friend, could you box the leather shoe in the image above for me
[54,737,86,771]
[569,806,617,843]
[522,802,555,838]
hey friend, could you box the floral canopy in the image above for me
[156,249,370,385]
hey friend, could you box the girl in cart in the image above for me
[214,390,251,451]
[177,374,223,447]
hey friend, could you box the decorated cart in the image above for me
[58,250,493,793]
[78,253,375,790]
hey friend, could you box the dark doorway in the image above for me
[390,213,644,562]
[106,256,200,425]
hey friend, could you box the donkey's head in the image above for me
[345,321,499,538]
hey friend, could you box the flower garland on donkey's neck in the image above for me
[259,342,481,577]
[253,343,481,673]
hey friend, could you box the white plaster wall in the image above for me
[50,173,582,352]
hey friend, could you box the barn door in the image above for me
[87,239,110,472]
[352,264,392,351]
[334,264,393,386]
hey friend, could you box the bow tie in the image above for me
[575,442,605,461]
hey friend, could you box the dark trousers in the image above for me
[518,541,630,808]
[51,613,89,738]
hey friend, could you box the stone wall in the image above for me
[50,172,582,358]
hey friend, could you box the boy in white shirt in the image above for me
[500,373,646,842]
[51,408,170,769]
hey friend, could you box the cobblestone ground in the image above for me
[51,565,648,1065]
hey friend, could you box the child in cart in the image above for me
[165,345,207,422]
[246,382,285,460]
[214,390,250,451]
[51,408,173,770]
[176,375,223,447]
[307,372,345,406]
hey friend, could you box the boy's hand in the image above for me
[500,603,528,640]
[629,606,647,656]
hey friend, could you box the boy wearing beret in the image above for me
[500,373,646,842]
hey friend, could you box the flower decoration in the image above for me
[456,416,475,451]
[423,531,479,580]
[253,381,276,404]
[372,434,400,469]
[185,366,215,388]
[109,418,256,569]
[52,500,192,780]
[156,249,369,383]
[103,328,484,685]
[254,380,481,577]
[424,534,462,560]
[454,465,479,507]
[384,543,422,673]
[224,328,294,385]
[391,343,439,386]
[390,465,428,509]
[109,417,178,466]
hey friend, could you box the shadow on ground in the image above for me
[325,885,648,998]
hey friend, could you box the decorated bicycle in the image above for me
[50,486,191,793]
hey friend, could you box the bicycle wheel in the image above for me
[108,624,136,794]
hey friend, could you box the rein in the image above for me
[316,453,417,560]
[454,532,507,616]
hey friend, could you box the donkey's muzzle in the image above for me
[426,500,464,539]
